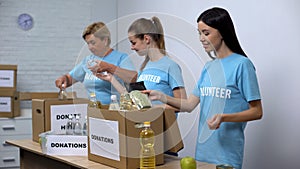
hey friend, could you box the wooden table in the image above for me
[6,139,216,169]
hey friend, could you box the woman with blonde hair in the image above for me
[55,22,137,104]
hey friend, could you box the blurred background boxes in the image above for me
[0,90,20,118]
[0,65,17,90]
[0,65,19,118]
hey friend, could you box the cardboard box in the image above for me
[32,98,89,142]
[0,65,17,90]
[88,107,165,169]
[163,109,184,153]
[0,90,20,117]
[19,91,77,100]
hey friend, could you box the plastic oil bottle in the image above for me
[140,121,155,169]
[88,92,101,108]
[82,115,88,136]
[73,115,82,135]
[119,92,132,111]
[66,114,74,135]
[58,84,68,100]
[109,95,120,110]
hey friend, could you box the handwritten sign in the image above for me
[50,104,87,134]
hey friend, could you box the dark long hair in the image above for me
[197,7,247,57]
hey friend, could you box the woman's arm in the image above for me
[207,100,263,129]
[162,87,187,111]
[221,100,263,122]
[94,73,127,94]
[89,61,137,83]
[146,90,200,112]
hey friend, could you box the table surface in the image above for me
[6,139,216,169]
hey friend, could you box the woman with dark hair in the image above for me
[145,7,263,169]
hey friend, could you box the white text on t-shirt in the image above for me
[200,87,231,99]
[138,74,161,83]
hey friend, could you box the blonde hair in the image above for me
[128,16,166,70]
[82,22,111,46]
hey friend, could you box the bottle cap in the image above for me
[111,95,117,100]
[90,92,96,97]
[144,121,150,126]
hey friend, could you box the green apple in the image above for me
[180,156,197,169]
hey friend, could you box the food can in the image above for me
[216,164,234,169]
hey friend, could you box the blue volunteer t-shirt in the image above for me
[69,50,135,104]
[137,56,184,104]
[192,53,261,169]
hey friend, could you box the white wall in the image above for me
[0,0,117,107]
[117,0,300,169]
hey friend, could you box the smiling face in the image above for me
[128,33,149,56]
[85,34,107,57]
[198,21,223,53]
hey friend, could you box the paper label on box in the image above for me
[0,70,14,87]
[89,117,120,161]
[46,135,87,156]
[0,97,11,112]
[50,104,87,134]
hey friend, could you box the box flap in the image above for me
[163,109,184,153]
[32,99,46,142]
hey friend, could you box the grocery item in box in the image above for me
[129,90,152,109]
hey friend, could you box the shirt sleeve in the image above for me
[168,62,185,89]
[238,59,261,102]
[69,57,87,82]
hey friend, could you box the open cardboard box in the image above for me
[32,98,89,142]
[87,107,183,169]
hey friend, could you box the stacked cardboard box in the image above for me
[0,65,19,117]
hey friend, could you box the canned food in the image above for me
[216,164,234,169]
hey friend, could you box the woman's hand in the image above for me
[142,90,167,103]
[93,72,112,82]
[207,114,222,130]
[55,75,68,89]
[89,60,116,74]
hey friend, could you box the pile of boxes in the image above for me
[0,65,19,117]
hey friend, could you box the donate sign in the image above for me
[50,104,88,134]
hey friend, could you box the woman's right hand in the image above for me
[55,75,67,89]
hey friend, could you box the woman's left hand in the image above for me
[89,60,116,74]
[93,72,112,82]
[207,114,222,130]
